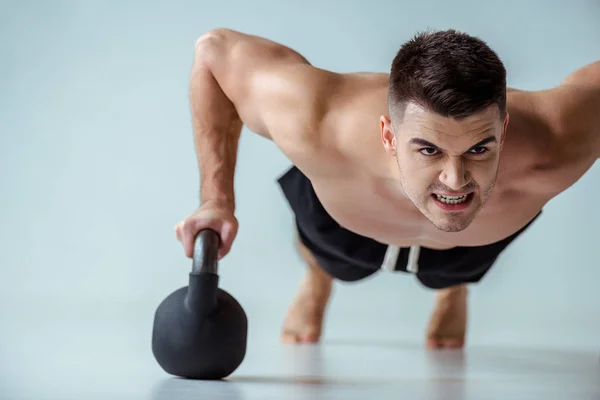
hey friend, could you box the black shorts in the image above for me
[277,166,541,289]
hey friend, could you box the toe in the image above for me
[426,337,465,349]
[281,331,300,344]
[281,329,320,344]
[299,332,320,343]
[442,339,464,349]
[426,338,443,349]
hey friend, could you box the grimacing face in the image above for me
[380,102,509,232]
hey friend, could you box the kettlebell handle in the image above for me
[192,228,220,275]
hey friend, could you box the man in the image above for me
[174,28,599,348]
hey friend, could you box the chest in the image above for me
[310,176,544,249]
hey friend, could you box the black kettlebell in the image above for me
[151,228,248,379]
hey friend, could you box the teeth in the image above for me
[435,194,468,204]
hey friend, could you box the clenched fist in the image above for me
[175,201,238,260]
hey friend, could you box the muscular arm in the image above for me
[190,28,336,206]
[525,61,600,195]
[544,61,600,159]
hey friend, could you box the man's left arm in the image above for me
[544,61,600,160]
[528,61,599,195]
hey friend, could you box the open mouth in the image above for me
[431,193,474,210]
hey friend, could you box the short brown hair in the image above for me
[388,30,506,121]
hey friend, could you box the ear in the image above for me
[380,115,397,156]
[500,112,509,150]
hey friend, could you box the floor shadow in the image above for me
[150,377,244,400]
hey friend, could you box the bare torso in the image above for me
[201,29,598,250]
[195,29,598,347]
[276,73,578,249]
[310,171,545,249]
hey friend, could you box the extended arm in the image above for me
[522,61,600,195]
[547,61,600,160]
[190,28,333,207]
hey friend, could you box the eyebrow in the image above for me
[408,136,497,152]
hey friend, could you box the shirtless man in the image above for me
[174,28,599,349]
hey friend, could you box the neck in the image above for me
[371,157,410,201]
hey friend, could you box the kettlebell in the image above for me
[151,228,248,379]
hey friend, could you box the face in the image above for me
[380,102,509,232]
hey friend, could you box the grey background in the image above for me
[1,1,598,398]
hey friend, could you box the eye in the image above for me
[419,148,439,156]
[469,147,488,155]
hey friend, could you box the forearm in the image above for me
[190,42,243,210]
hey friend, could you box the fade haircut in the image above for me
[388,29,507,121]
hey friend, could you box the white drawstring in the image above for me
[381,245,400,272]
[407,245,420,273]
[381,244,421,273]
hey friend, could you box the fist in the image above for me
[174,201,238,260]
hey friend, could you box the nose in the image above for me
[439,157,469,190]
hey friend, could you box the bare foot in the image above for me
[425,284,468,349]
[281,240,333,344]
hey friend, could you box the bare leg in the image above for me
[280,238,333,344]
[425,284,468,349]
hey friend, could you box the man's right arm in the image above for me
[190,28,336,209]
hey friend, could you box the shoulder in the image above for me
[201,29,350,172]
[272,71,389,177]
[261,69,351,170]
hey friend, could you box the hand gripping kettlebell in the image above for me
[151,228,248,379]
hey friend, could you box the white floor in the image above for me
[2,296,599,400]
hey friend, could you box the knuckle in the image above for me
[182,219,198,233]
